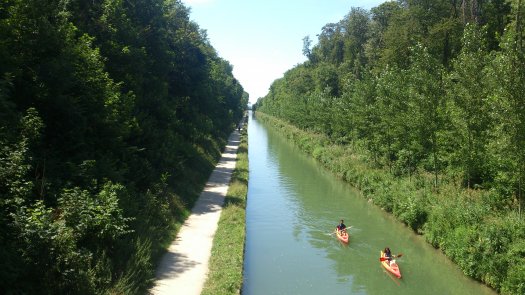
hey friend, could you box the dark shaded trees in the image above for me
[0,0,245,293]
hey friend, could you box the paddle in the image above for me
[379,253,403,261]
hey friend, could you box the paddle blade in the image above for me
[379,257,388,261]
[396,253,403,258]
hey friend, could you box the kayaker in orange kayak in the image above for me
[336,219,347,234]
[334,219,349,243]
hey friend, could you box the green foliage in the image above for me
[58,183,131,245]
[0,0,245,293]
[502,238,525,295]
[13,200,95,294]
[446,24,494,188]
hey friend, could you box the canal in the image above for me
[242,112,496,295]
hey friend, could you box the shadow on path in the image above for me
[150,130,241,295]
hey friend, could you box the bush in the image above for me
[59,183,132,246]
[502,239,525,295]
[395,193,428,231]
[13,201,95,294]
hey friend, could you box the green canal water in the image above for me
[242,112,497,295]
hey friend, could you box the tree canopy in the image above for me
[0,0,246,293]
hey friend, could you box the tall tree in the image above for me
[447,24,493,188]
[489,0,525,216]
[406,43,445,186]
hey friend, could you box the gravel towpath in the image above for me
[150,130,241,295]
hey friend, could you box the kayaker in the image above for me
[336,219,347,234]
[384,247,394,265]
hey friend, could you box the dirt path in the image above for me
[150,130,241,295]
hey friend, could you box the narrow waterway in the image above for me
[242,112,496,295]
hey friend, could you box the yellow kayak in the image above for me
[380,251,401,278]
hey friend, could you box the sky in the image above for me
[181,0,388,104]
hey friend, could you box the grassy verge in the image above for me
[201,128,248,295]
[255,111,524,295]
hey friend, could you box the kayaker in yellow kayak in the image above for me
[384,247,392,258]
[380,248,402,278]
[384,247,400,265]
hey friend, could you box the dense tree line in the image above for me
[0,0,246,293]
[256,0,524,293]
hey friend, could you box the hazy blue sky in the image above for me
[181,0,388,104]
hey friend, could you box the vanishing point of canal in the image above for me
[242,112,496,295]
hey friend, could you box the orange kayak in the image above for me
[335,228,349,243]
[380,251,401,278]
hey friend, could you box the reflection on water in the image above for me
[242,112,496,295]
